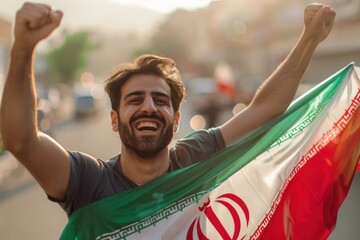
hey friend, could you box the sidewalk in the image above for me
[0,151,23,188]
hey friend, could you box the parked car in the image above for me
[74,94,96,117]
[74,91,105,118]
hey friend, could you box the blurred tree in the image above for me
[45,31,100,85]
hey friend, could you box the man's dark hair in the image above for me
[104,54,185,112]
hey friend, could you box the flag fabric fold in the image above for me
[61,63,360,240]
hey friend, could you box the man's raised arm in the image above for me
[220,3,336,146]
[0,2,69,201]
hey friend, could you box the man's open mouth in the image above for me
[135,121,159,131]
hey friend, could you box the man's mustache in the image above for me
[130,113,165,124]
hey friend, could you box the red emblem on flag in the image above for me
[186,193,250,240]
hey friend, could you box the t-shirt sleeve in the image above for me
[49,151,105,217]
[171,127,226,168]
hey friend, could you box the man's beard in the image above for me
[117,112,174,159]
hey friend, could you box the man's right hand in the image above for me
[14,2,63,51]
[303,3,336,45]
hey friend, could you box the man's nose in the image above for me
[141,97,157,113]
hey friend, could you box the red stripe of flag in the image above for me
[253,94,360,239]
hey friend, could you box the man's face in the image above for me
[111,74,180,158]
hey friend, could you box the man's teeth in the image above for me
[136,121,158,131]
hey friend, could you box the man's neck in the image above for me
[119,147,170,186]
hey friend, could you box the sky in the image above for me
[111,0,215,13]
[0,0,216,34]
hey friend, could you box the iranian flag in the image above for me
[61,63,360,240]
[215,62,236,99]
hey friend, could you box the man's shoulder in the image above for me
[176,127,224,145]
[170,127,226,168]
[67,151,119,170]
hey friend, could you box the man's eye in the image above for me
[155,99,169,105]
[129,99,141,104]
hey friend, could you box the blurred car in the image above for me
[73,81,106,118]
[74,91,105,118]
[74,94,97,117]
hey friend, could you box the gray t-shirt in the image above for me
[52,128,225,217]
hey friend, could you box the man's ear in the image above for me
[110,110,118,132]
[173,111,181,133]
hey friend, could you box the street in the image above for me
[0,104,359,239]
[0,106,120,240]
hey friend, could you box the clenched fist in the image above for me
[303,3,336,44]
[14,2,63,51]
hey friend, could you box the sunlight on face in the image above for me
[112,0,216,13]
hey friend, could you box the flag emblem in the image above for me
[187,194,250,240]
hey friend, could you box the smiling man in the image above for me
[113,73,179,159]
[109,71,182,184]
[0,0,336,222]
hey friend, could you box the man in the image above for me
[0,2,335,219]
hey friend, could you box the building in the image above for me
[265,0,360,84]
[157,0,360,97]
[207,0,360,90]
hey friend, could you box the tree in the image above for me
[45,31,99,85]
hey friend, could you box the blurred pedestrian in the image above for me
[199,91,229,128]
